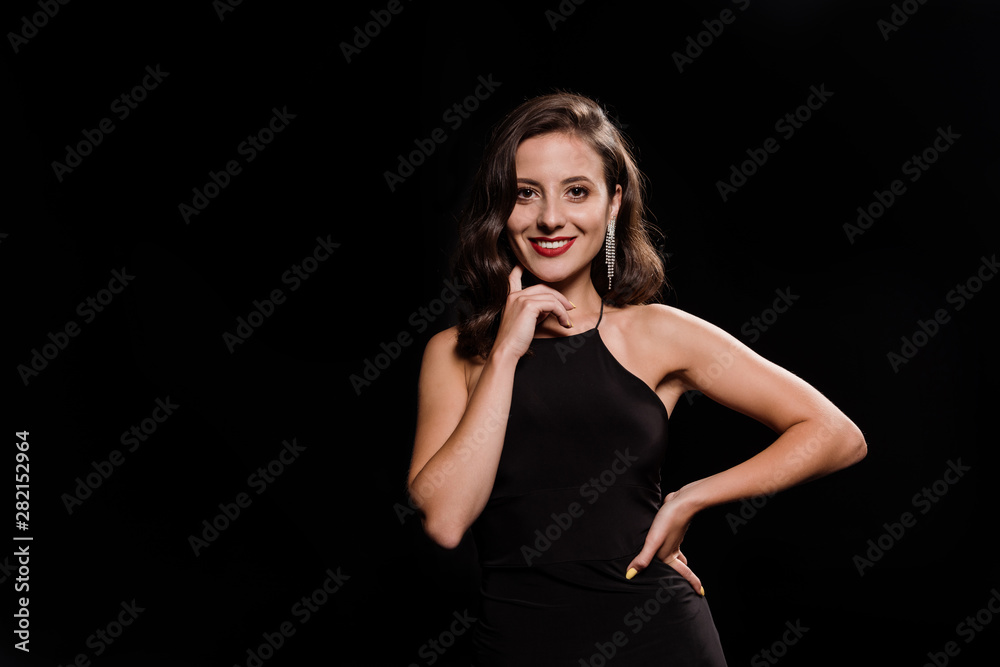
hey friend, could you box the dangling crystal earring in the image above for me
[605,217,616,290]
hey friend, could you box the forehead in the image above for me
[514,133,603,179]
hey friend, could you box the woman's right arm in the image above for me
[407,265,575,548]
[407,330,519,548]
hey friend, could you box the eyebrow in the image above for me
[516,176,596,187]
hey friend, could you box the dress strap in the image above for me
[594,299,605,330]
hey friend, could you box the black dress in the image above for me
[471,301,728,666]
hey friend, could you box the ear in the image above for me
[611,184,622,221]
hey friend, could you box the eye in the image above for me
[568,186,589,199]
[516,187,536,200]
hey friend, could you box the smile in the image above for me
[529,237,575,257]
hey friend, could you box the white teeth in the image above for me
[536,240,570,249]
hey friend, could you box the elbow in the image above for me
[421,514,467,550]
[407,483,468,549]
[855,430,868,462]
[854,433,868,464]
[841,420,868,468]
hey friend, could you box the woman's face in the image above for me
[506,132,621,287]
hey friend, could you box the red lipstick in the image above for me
[529,237,575,257]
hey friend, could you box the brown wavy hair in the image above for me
[452,91,666,359]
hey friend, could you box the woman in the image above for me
[407,92,866,665]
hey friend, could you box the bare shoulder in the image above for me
[632,302,723,331]
[421,325,479,394]
[606,302,754,386]
[424,325,460,356]
[411,326,473,488]
[606,303,860,436]
[619,302,696,330]
[613,303,732,356]
[422,325,465,372]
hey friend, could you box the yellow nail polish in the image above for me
[626,567,638,580]
[699,586,705,596]
[570,301,577,308]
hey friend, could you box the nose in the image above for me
[536,197,566,234]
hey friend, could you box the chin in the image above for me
[522,261,587,286]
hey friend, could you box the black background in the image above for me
[5,0,999,665]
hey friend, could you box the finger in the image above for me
[517,283,576,314]
[519,294,575,329]
[508,263,524,294]
[665,556,704,596]
[625,535,661,580]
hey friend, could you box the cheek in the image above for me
[505,211,529,237]
[503,219,522,255]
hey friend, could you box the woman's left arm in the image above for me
[625,306,868,588]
